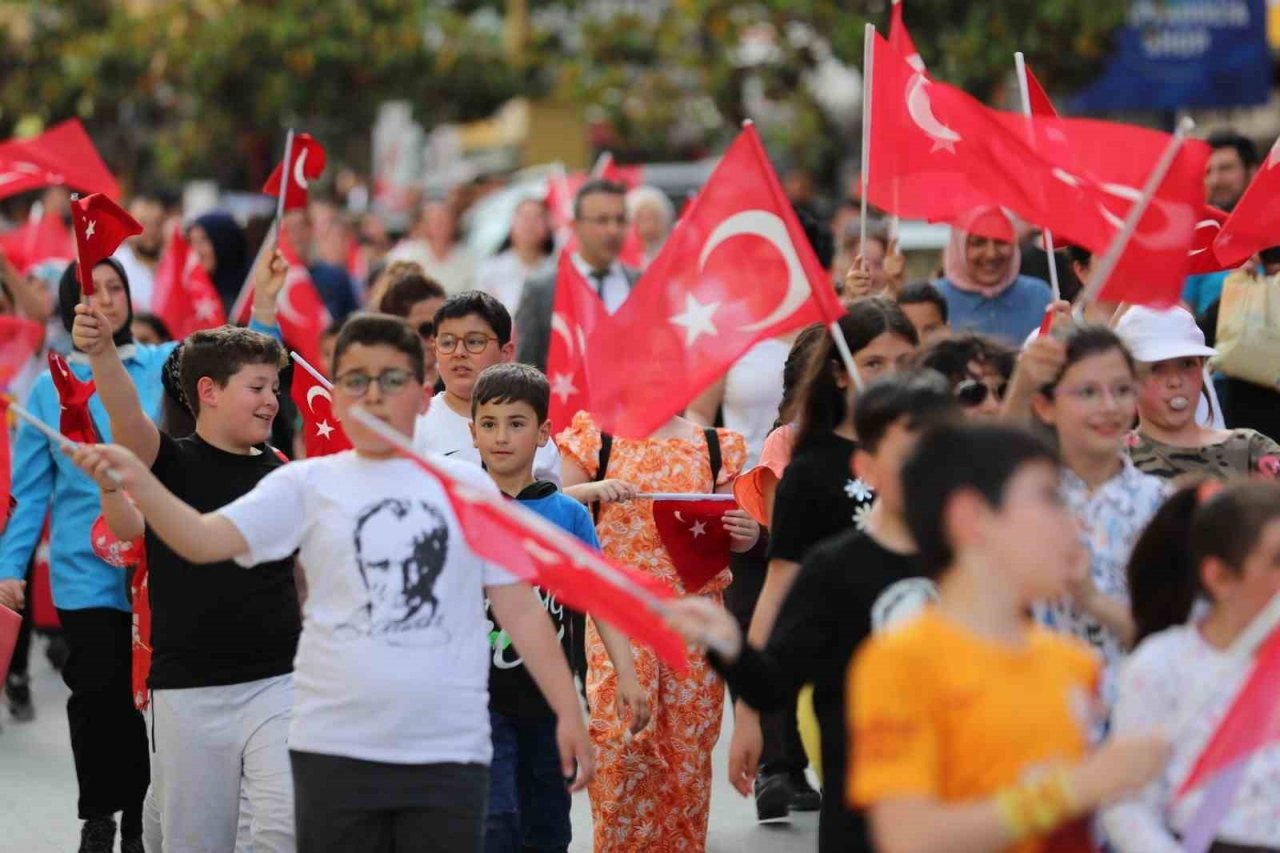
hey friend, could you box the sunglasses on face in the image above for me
[955,378,1008,408]
[416,321,434,340]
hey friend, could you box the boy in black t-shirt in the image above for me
[71,253,301,852]
[664,370,958,853]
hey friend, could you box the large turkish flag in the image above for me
[585,124,846,439]
[546,253,606,432]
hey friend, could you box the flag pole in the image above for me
[829,320,865,392]
[1013,52,1061,303]
[6,398,122,484]
[289,350,330,390]
[635,493,735,502]
[229,219,278,324]
[860,23,876,271]
[1073,116,1195,320]
[274,128,295,237]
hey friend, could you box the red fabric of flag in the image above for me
[70,193,141,296]
[151,224,226,339]
[0,119,120,201]
[585,124,846,439]
[1177,625,1280,798]
[274,231,331,371]
[0,211,74,274]
[0,398,10,535]
[1215,139,1280,268]
[290,364,352,458]
[1188,205,1232,275]
[386,442,689,670]
[47,351,98,444]
[888,0,924,71]
[1023,64,1057,118]
[546,254,607,432]
[263,133,326,213]
[652,499,733,594]
[0,316,44,388]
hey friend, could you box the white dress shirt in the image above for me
[571,253,630,315]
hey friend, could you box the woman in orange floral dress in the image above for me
[560,411,757,852]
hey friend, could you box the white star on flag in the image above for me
[550,372,578,405]
[194,298,220,322]
[84,220,96,239]
[315,420,335,440]
[689,520,707,538]
[670,293,720,347]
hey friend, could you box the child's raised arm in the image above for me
[67,443,247,564]
[73,304,161,466]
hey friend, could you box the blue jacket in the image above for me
[0,343,177,612]
[934,275,1052,345]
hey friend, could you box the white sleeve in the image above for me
[218,463,307,568]
[535,440,563,487]
[1100,647,1183,853]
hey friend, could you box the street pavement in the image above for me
[0,640,818,852]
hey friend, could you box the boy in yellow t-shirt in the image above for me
[847,424,1170,853]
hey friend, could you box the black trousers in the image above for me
[292,751,488,853]
[723,534,808,777]
[57,607,150,821]
[8,596,32,678]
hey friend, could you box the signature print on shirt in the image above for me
[348,498,451,643]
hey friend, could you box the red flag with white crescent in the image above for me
[0,209,74,274]
[47,351,98,444]
[290,364,352,458]
[652,499,733,593]
[585,124,845,439]
[888,0,924,72]
[0,119,120,201]
[274,231,331,372]
[546,254,606,432]
[151,224,226,340]
[263,133,326,213]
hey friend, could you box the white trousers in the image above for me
[142,673,295,853]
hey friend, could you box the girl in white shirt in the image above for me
[1104,480,1280,853]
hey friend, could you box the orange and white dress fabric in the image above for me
[559,412,746,852]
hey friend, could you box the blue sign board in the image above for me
[1072,0,1272,112]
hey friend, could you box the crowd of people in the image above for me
[0,121,1277,853]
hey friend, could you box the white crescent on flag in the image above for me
[906,74,961,153]
[293,148,311,190]
[305,384,331,411]
[698,209,810,334]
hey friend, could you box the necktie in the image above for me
[590,270,609,300]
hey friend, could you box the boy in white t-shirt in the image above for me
[413,291,562,483]
[69,314,594,853]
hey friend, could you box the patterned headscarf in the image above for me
[161,341,190,415]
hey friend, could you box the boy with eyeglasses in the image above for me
[67,314,593,853]
[414,291,561,484]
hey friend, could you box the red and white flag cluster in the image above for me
[151,224,226,340]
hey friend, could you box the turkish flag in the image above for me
[263,133,326,213]
[546,155,644,259]
[546,254,607,432]
[1215,139,1280,268]
[585,124,846,439]
[0,119,120,201]
[70,193,141,296]
[0,316,44,388]
[1023,63,1057,118]
[151,224,226,340]
[47,351,98,444]
[888,0,924,71]
[290,363,352,458]
[273,231,331,371]
[994,112,1210,307]
[0,210,74,274]
[1188,205,1232,275]
[375,428,689,671]
[1176,625,1280,799]
[652,498,733,593]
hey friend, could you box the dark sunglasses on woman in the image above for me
[955,379,1007,408]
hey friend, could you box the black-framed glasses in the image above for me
[334,368,414,397]
[955,379,1008,409]
[416,321,434,340]
[435,333,500,355]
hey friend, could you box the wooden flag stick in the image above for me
[1073,117,1195,318]
[7,399,122,485]
[635,493,735,502]
[289,350,331,390]
[1013,52,1061,303]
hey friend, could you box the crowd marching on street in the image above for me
[4,6,1280,853]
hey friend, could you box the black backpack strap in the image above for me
[592,432,613,524]
[704,428,721,489]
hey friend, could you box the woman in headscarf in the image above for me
[0,258,176,851]
[188,212,250,315]
[933,206,1052,344]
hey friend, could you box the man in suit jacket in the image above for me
[515,178,641,371]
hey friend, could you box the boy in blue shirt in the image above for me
[469,363,648,853]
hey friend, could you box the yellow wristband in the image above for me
[995,767,1077,843]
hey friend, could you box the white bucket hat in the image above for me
[1114,305,1217,363]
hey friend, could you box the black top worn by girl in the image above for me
[767,433,874,564]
